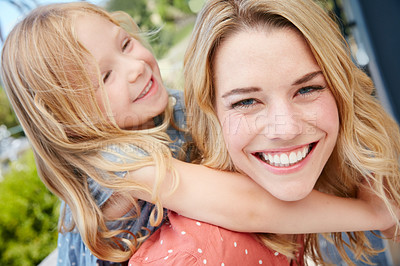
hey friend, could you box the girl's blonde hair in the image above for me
[1,2,177,262]
[184,0,400,264]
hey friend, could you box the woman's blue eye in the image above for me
[297,86,325,96]
[231,98,256,109]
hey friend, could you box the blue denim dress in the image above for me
[319,231,390,265]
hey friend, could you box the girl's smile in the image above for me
[134,77,155,102]
[214,27,339,201]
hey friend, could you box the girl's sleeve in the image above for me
[56,202,99,266]
[89,144,165,235]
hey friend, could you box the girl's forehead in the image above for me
[73,14,113,44]
[72,12,113,31]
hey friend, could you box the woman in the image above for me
[130,0,400,264]
[184,0,400,263]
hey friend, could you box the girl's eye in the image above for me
[296,85,325,97]
[122,38,132,52]
[103,71,111,83]
[231,98,258,109]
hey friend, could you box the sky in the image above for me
[0,0,106,42]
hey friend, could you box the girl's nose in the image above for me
[127,59,146,84]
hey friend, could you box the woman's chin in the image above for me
[269,186,314,202]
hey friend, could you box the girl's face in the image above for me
[214,28,339,201]
[75,14,169,129]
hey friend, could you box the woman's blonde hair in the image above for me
[184,0,400,264]
[1,2,177,262]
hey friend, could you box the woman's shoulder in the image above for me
[129,211,294,265]
[129,211,212,265]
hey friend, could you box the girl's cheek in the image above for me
[95,92,106,114]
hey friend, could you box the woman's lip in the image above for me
[252,141,318,174]
[254,143,312,154]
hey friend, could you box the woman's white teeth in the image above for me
[137,80,152,100]
[259,144,312,167]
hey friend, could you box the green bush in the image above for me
[0,87,19,129]
[0,150,60,266]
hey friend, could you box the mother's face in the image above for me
[213,27,339,201]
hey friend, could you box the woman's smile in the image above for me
[253,142,315,167]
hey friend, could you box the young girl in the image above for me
[1,2,397,265]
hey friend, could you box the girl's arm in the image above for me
[104,158,396,234]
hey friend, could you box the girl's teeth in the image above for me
[137,80,152,99]
[258,144,312,167]
[289,152,297,164]
[296,151,302,161]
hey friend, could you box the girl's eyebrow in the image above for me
[221,87,261,98]
[292,71,323,86]
[114,27,123,45]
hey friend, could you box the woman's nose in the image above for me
[261,101,303,140]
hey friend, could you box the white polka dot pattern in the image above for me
[128,211,304,265]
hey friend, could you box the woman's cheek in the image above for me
[220,113,255,152]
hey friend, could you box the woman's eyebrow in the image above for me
[221,87,261,98]
[292,71,323,86]
[220,71,323,98]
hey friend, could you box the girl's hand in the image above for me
[381,224,400,242]
[357,181,400,233]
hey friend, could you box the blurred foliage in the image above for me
[0,0,39,44]
[0,150,60,266]
[0,87,19,130]
[106,0,194,58]
[317,0,348,36]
